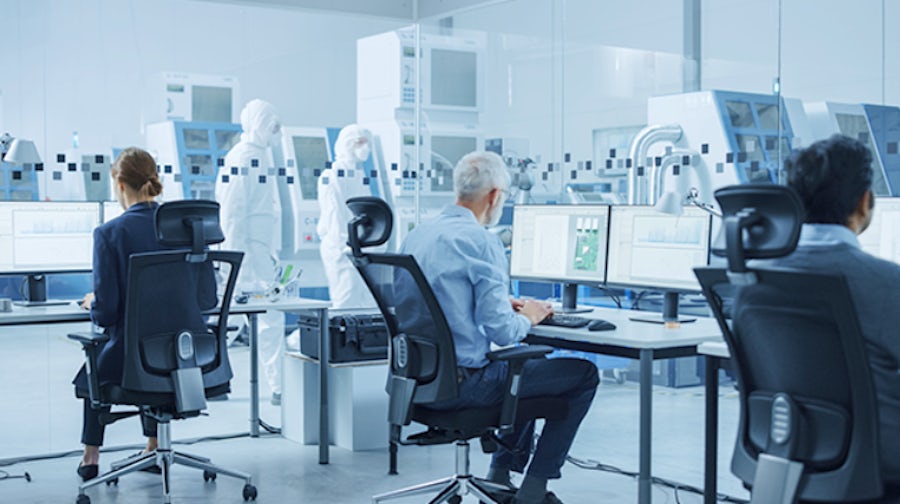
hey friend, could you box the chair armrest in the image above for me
[486,344,553,362]
[67,331,110,409]
[67,331,110,346]
[486,344,554,435]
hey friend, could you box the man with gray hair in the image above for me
[400,151,599,504]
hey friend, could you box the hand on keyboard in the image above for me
[517,299,554,326]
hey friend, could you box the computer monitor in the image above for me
[858,197,900,263]
[0,201,99,302]
[101,201,125,223]
[606,205,712,323]
[510,204,609,313]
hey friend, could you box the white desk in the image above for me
[0,297,331,462]
[526,306,723,504]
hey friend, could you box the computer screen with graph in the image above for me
[509,204,609,284]
[858,197,900,263]
[0,202,100,273]
[606,206,712,291]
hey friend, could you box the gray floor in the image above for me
[1,322,749,503]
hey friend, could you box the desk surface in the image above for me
[697,341,730,358]
[529,306,723,350]
[0,296,330,325]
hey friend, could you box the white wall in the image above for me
[0,0,405,161]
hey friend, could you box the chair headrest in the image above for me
[155,201,225,256]
[346,197,393,254]
[711,184,803,278]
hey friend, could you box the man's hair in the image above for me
[453,151,509,202]
[785,134,873,224]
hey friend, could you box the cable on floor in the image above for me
[567,454,749,503]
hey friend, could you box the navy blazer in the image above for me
[73,202,216,390]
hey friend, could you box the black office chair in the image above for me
[69,200,257,504]
[694,185,884,503]
[345,197,568,504]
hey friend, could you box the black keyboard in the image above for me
[539,314,591,328]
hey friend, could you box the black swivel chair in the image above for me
[344,197,568,504]
[69,200,257,504]
[694,185,884,503]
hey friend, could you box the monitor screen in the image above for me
[0,202,100,273]
[430,48,477,108]
[191,85,232,123]
[606,206,712,291]
[102,201,125,223]
[510,204,609,284]
[291,135,329,200]
[858,197,900,263]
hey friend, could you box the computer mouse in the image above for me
[588,320,616,331]
[234,294,250,304]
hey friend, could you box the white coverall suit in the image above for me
[317,124,377,310]
[216,99,286,396]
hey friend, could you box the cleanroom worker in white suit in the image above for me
[317,124,377,309]
[216,98,286,405]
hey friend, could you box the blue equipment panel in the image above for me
[173,121,242,199]
[0,161,40,201]
[714,91,794,184]
[863,104,900,196]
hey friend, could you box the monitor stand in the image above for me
[11,274,70,307]
[628,291,696,324]
[555,283,593,314]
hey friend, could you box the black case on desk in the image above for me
[298,313,388,363]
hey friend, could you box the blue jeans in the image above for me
[432,357,599,479]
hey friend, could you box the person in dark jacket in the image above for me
[72,147,166,481]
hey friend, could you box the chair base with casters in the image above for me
[75,407,257,504]
[373,438,515,504]
[374,397,568,504]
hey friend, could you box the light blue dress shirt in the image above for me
[400,205,531,368]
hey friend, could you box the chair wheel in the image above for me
[242,483,258,501]
[448,496,462,504]
[76,495,91,504]
[105,478,118,486]
[203,470,217,482]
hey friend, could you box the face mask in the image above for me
[353,143,371,162]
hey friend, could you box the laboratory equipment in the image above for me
[0,201,99,302]
[804,102,900,196]
[357,27,485,246]
[40,152,112,202]
[509,204,609,313]
[606,205,712,322]
[143,72,239,125]
[0,137,41,201]
[145,120,242,200]
[626,90,796,206]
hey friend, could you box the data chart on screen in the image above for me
[0,202,100,273]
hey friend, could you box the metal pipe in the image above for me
[627,124,683,204]
[651,149,695,205]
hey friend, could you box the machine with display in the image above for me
[620,90,795,207]
[357,27,485,246]
[143,72,239,126]
[804,102,900,196]
[145,121,242,201]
